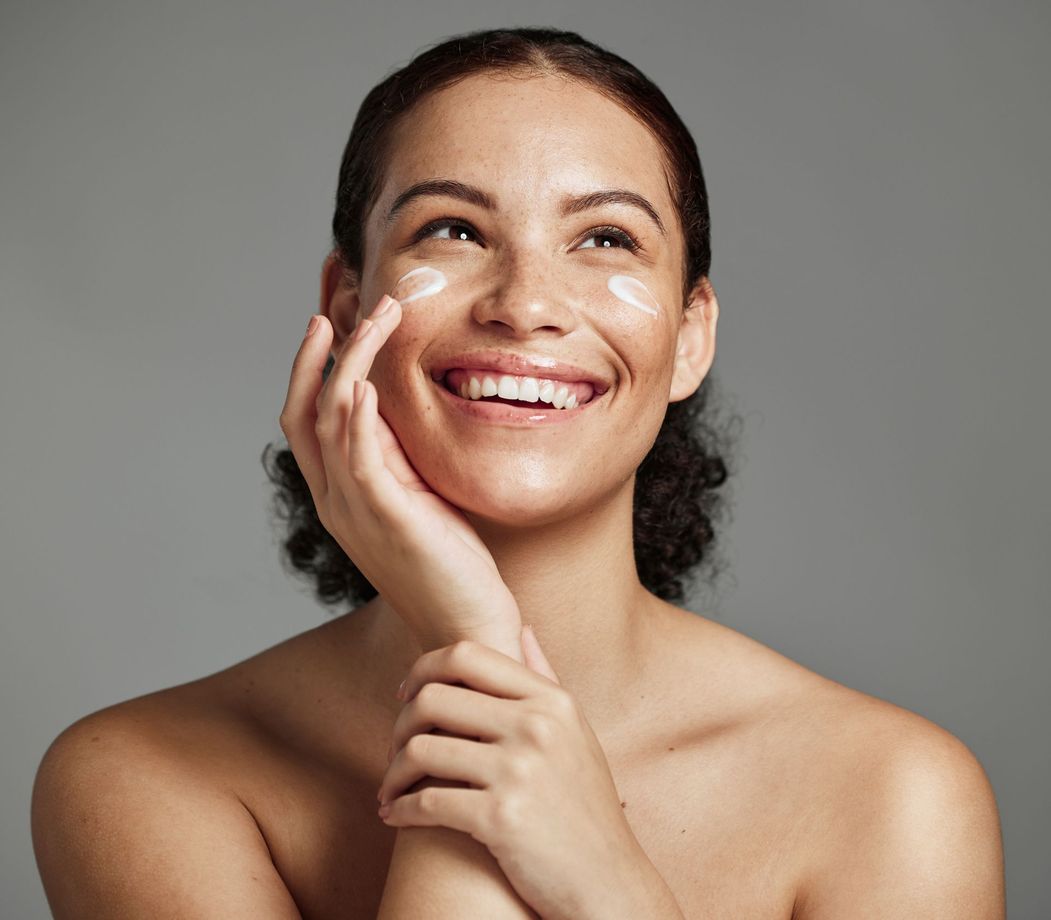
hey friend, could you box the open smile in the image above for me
[430,373,608,425]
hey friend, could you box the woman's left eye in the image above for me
[578,226,641,253]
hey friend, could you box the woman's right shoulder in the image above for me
[28,634,329,919]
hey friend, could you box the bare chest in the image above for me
[236,723,804,919]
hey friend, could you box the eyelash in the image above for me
[411,217,643,253]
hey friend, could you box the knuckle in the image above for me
[415,682,444,710]
[548,688,577,721]
[417,786,440,816]
[489,793,523,836]
[405,733,431,762]
[314,416,335,442]
[448,639,477,665]
[520,711,557,748]
[503,754,532,785]
[347,459,371,483]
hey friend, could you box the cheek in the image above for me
[606,274,662,319]
[391,265,449,303]
[389,263,664,321]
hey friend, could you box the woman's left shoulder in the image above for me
[669,605,989,771]
[789,677,1004,915]
[695,614,1004,914]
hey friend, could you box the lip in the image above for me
[429,350,612,394]
[431,375,607,425]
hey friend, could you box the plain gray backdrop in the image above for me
[2,1,1047,916]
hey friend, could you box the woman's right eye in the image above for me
[414,218,479,243]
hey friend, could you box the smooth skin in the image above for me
[282,284,689,917]
[280,292,524,659]
[31,71,1005,919]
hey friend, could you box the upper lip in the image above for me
[429,351,612,395]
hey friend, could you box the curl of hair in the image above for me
[262,26,741,613]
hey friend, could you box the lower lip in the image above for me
[431,378,605,425]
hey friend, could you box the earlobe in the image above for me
[319,250,362,352]
[668,278,719,403]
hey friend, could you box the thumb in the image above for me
[520,624,560,685]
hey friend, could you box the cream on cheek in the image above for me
[391,265,448,304]
[606,274,661,317]
[388,265,661,325]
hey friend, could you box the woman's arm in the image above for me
[378,821,538,919]
[375,632,689,920]
[376,630,539,919]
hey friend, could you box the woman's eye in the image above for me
[415,219,479,243]
[579,226,641,253]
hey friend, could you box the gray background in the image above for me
[2,1,1047,916]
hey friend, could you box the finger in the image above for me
[400,640,554,706]
[379,733,493,805]
[520,624,561,684]
[279,314,335,500]
[378,784,488,840]
[390,683,506,755]
[314,296,401,492]
[345,377,418,527]
[315,294,401,417]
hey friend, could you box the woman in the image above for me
[32,27,1004,919]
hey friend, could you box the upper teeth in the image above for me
[456,373,580,410]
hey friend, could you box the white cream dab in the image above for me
[607,274,660,316]
[391,266,448,304]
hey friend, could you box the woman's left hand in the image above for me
[376,626,665,920]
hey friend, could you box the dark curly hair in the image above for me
[261,26,742,613]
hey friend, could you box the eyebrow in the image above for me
[383,178,666,237]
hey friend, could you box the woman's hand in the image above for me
[279,296,523,657]
[376,627,668,920]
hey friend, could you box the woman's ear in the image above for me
[319,250,363,354]
[669,276,719,403]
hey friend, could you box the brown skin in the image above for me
[319,71,721,725]
[31,73,1005,919]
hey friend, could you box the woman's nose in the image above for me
[469,256,580,336]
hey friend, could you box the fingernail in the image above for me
[396,679,406,700]
[378,803,391,818]
[372,295,395,317]
[305,314,320,336]
[353,319,373,341]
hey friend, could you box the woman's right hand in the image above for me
[279,293,524,661]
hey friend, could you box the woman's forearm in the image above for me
[376,818,539,919]
[376,627,536,919]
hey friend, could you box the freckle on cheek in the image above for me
[607,274,661,317]
[392,266,449,304]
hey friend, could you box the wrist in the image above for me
[415,621,525,662]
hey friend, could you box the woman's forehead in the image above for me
[378,72,673,217]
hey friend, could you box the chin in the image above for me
[413,452,602,528]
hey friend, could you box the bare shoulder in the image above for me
[691,613,1005,918]
[31,659,306,918]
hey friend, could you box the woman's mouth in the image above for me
[432,368,607,425]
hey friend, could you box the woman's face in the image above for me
[328,71,717,527]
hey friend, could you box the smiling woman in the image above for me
[32,24,1004,920]
[264,31,737,612]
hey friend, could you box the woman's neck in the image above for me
[365,480,670,738]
